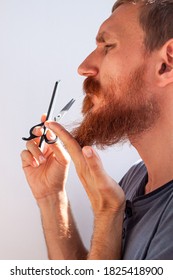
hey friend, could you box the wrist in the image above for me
[37,191,69,225]
[37,190,70,234]
[37,190,68,208]
[94,200,126,220]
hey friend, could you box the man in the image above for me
[21,0,173,259]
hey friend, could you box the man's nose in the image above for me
[78,51,99,77]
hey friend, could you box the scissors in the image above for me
[22,80,75,147]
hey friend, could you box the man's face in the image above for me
[72,4,160,148]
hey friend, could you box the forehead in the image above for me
[97,4,144,43]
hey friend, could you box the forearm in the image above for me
[37,191,88,260]
[87,208,125,260]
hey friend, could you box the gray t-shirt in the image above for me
[119,160,173,260]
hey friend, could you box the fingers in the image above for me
[45,121,85,166]
[45,129,57,142]
[23,129,56,163]
[82,146,124,207]
[41,114,47,123]
[21,149,39,168]
[32,126,44,137]
[31,114,47,137]
[22,118,83,170]
[25,140,46,165]
[22,125,70,169]
[44,130,70,164]
[82,146,105,178]
[21,114,56,168]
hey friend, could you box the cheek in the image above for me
[102,47,145,80]
[100,55,127,82]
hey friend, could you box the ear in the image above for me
[157,39,173,87]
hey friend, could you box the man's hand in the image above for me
[45,121,125,216]
[21,115,70,200]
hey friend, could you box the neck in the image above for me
[131,115,173,194]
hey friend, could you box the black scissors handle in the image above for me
[22,122,58,145]
[38,123,58,146]
[22,122,44,141]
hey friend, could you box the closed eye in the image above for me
[104,44,116,54]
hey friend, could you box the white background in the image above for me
[0,0,140,259]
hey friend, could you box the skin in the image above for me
[21,3,173,259]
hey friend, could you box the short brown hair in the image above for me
[112,0,173,52]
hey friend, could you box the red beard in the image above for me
[72,66,160,148]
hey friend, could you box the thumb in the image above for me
[82,146,105,176]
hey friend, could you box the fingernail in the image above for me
[39,155,46,164]
[45,121,52,129]
[45,121,50,128]
[83,147,93,158]
[33,159,39,167]
[49,130,56,140]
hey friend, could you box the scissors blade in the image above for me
[39,80,61,148]
[54,98,75,122]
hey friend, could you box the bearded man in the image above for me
[21,0,173,259]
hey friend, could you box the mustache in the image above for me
[83,77,101,96]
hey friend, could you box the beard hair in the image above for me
[71,65,160,149]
